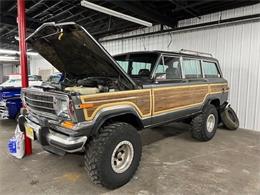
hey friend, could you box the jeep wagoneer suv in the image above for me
[18,22,236,189]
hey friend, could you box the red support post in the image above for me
[17,0,32,155]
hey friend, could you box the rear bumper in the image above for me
[0,101,9,119]
[18,115,87,153]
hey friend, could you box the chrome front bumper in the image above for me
[20,116,87,153]
[0,101,9,119]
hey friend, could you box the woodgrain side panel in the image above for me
[80,89,151,120]
[153,88,192,113]
[191,86,209,104]
[210,83,228,93]
[153,85,209,114]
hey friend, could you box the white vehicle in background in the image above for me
[0,74,43,87]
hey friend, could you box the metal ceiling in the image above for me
[0,0,259,50]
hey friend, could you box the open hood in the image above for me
[27,22,136,89]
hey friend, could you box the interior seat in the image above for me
[166,67,180,79]
[138,69,150,77]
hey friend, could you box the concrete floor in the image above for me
[0,119,260,195]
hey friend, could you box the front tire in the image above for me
[84,122,142,189]
[191,104,218,141]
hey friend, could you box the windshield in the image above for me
[46,75,61,83]
[0,76,42,87]
[29,75,42,81]
[1,79,21,85]
[114,53,158,77]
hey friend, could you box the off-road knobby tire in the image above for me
[191,104,218,141]
[84,122,142,189]
[220,106,239,130]
[182,118,192,124]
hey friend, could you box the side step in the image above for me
[42,145,66,156]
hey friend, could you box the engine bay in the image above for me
[42,76,131,95]
[63,77,119,95]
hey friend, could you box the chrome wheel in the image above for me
[111,141,134,173]
[206,114,216,132]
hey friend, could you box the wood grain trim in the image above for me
[152,83,228,115]
[210,83,229,94]
[80,88,151,99]
[80,89,152,121]
[153,85,207,115]
[79,83,228,121]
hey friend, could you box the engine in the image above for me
[63,77,118,95]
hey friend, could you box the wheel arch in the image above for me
[209,99,220,108]
[90,107,144,135]
[203,98,221,112]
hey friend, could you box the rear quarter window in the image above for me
[202,61,221,78]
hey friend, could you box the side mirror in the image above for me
[154,73,166,82]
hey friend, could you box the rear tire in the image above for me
[191,104,218,141]
[84,122,142,189]
[220,106,239,130]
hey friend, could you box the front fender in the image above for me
[90,105,144,135]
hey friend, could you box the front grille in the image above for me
[0,101,7,117]
[23,91,56,116]
[25,93,53,103]
[0,105,6,113]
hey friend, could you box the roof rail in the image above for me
[179,49,213,57]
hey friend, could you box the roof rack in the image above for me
[179,49,213,58]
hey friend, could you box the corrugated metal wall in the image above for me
[101,4,260,131]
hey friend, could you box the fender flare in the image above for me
[202,97,221,112]
[90,106,144,135]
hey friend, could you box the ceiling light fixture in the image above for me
[0,56,19,61]
[0,49,38,56]
[80,0,152,27]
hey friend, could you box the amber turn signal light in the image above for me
[79,103,94,109]
[61,121,75,129]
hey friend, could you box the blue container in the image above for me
[0,87,22,119]
[8,137,17,154]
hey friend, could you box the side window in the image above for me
[182,58,202,79]
[131,62,151,75]
[9,79,21,83]
[202,61,220,78]
[155,56,182,80]
[116,61,129,73]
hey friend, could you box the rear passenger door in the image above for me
[182,57,209,105]
[182,58,205,82]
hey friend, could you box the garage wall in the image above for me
[100,4,260,131]
[0,63,20,83]
[2,64,19,75]
[29,55,58,80]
